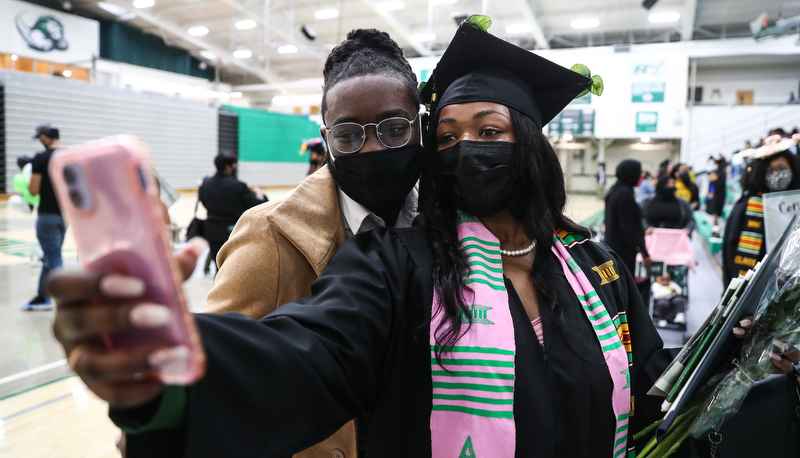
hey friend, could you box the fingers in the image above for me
[56,303,171,342]
[71,345,189,407]
[47,269,104,306]
[732,317,753,339]
[176,238,209,280]
[48,271,146,306]
[770,352,795,375]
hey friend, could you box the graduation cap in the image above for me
[420,16,602,128]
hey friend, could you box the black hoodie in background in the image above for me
[604,159,649,275]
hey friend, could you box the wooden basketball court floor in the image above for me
[0,189,606,457]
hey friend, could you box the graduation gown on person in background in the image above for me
[115,227,674,458]
[605,160,649,274]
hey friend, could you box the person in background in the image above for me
[673,163,699,210]
[596,163,606,197]
[652,271,685,329]
[605,159,651,276]
[305,139,326,175]
[201,29,424,458]
[722,139,800,286]
[21,123,64,311]
[705,155,727,235]
[198,152,266,275]
[640,175,696,237]
[635,170,656,203]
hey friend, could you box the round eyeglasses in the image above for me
[325,114,419,154]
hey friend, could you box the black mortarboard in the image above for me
[420,21,593,127]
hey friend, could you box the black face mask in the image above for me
[680,172,692,184]
[329,143,423,212]
[309,159,320,167]
[437,140,515,217]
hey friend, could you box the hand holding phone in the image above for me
[49,135,205,389]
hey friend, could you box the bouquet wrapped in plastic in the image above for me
[690,221,800,437]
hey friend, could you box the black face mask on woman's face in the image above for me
[328,143,424,212]
[437,140,515,217]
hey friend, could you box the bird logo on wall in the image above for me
[15,12,69,52]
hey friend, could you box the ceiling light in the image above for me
[132,0,154,8]
[378,0,404,10]
[230,92,243,99]
[431,0,457,4]
[506,23,532,34]
[233,49,252,59]
[562,133,574,142]
[10,54,18,61]
[648,12,680,23]
[235,19,256,30]
[640,135,651,143]
[188,26,209,36]
[278,44,298,54]
[411,32,436,42]
[199,50,217,60]
[62,69,72,77]
[97,2,128,16]
[314,8,339,20]
[571,18,599,29]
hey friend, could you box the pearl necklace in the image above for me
[500,239,537,257]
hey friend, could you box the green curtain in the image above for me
[100,21,214,80]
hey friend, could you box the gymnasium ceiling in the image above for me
[22,0,800,93]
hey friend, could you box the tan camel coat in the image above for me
[203,167,355,458]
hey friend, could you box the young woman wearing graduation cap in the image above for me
[49,17,678,458]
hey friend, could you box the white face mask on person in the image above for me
[766,170,793,192]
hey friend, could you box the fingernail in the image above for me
[732,327,745,336]
[771,352,783,362]
[129,304,171,327]
[100,275,145,298]
[147,346,190,372]
[774,340,789,353]
[739,318,752,327]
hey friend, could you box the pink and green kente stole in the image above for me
[429,213,632,457]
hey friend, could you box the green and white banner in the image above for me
[635,112,658,132]
[632,82,665,103]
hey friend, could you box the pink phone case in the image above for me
[49,134,205,385]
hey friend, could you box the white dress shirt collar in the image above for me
[338,186,419,237]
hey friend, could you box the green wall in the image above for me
[224,106,320,163]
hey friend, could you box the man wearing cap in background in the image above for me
[22,123,65,311]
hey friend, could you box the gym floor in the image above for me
[0,190,719,457]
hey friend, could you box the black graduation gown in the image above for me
[117,227,672,457]
[604,181,649,274]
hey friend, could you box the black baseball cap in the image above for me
[32,123,59,139]
[420,17,596,127]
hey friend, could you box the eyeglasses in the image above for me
[325,113,419,154]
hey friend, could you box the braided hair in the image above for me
[321,28,420,121]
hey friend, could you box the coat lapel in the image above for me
[267,167,347,276]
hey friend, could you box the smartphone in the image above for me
[50,134,205,385]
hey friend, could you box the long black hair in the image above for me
[320,29,420,121]
[419,107,590,350]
